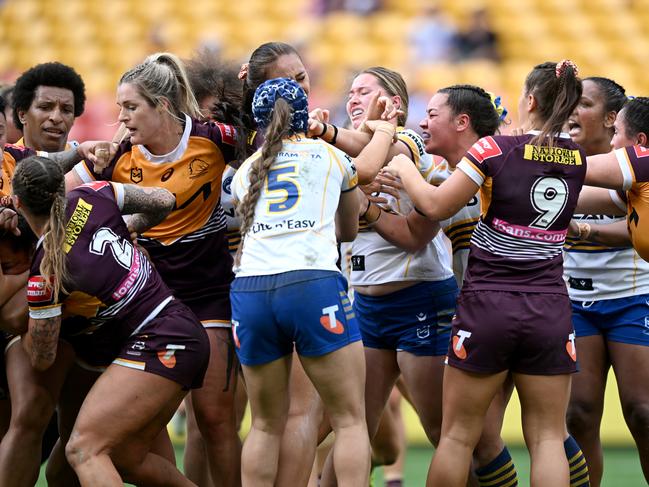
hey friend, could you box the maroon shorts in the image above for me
[114,299,210,389]
[446,290,577,375]
[182,291,231,327]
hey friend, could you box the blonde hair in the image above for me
[120,52,202,121]
[12,156,68,298]
[361,67,409,126]
[235,99,292,266]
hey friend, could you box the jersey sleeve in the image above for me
[328,145,358,192]
[615,146,649,189]
[457,136,503,186]
[203,121,239,164]
[231,156,255,204]
[396,128,426,166]
[3,144,35,163]
[27,258,62,320]
[74,181,124,209]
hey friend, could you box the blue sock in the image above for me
[475,446,519,486]
[564,435,590,487]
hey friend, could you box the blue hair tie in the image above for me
[487,91,508,122]
[252,78,309,134]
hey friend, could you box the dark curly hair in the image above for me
[12,62,86,130]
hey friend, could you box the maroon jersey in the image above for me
[72,117,237,305]
[457,132,587,293]
[2,144,35,196]
[27,182,173,338]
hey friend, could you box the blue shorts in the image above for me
[572,294,649,346]
[353,278,458,356]
[231,270,361,366]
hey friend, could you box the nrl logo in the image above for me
[130,167,143,183]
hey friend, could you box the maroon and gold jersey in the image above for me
[457,132,587,293]
[27,182,173,338]
[72,116,237,302]
[614,145,649,261]
[1,145,35,196]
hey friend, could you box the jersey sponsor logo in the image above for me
[189,158,209,179]
[523,145,582,165]
[351,255,365,271]
[216,123,237,146]
[452,329,471,360]
[27,276,54,304]
[567,276,593,291]
[130,167,143,184]
[83,181,110,191]
[320,305,345,334]
[64,197,93,253]
[467,136,502,164]
[566,332,577,362]
[161,167,174,182]
[232,319,241,348]
[416,313,427,322]
[157,344,186,369]
[633,145,649,159]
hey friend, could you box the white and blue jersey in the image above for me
[230,136,361,365]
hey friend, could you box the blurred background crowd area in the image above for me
[1,0,648,141]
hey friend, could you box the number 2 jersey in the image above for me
[72,115,237,305]
[232,136,358,277]
[458,132,587,293]
[27,182,173,337]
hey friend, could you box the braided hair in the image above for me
[12,156,68,298]
[234,78,307,266]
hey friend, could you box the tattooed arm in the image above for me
[120,184,176,235]
[23,314,61,371]
[45,141,117,174]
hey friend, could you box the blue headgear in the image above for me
[487,91,508,123]
[252,78,309,134]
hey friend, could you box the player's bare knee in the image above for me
[623,401,649,435]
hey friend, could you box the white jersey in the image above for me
[564,189,649,300]
[221,164,240,254]
[427,159,480,286]
[232,136,358,277]
[349,129,453,286]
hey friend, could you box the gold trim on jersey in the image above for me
[480,177,493,216]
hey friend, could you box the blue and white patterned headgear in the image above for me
[252,78,309,134]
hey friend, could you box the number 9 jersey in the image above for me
[232,136,358,277]
[457,131,587,293]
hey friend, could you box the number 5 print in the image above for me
[265,164,301,213]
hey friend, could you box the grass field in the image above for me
[36,445,645,486]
